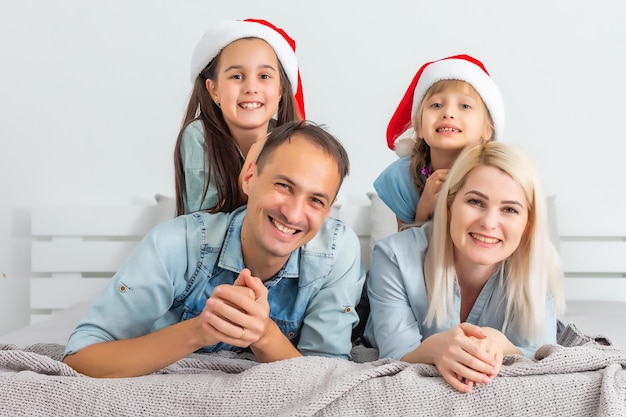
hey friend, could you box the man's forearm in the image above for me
[63,318,210,378]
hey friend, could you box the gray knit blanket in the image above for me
[0,324,624,417]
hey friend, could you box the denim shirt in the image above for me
[64,207,365,360]
[364,224,557,360]
[179,120,244,214]
[373,156,423,225]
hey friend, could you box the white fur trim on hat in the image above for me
[411,58,505,142]
[189,19,299,95]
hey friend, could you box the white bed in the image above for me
[0,302,91,347]
[0,194,625,416]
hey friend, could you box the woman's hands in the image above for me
[404,323,513,393]
[432,323,500,392]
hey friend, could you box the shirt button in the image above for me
[287,331,295,338]
[344,307,352,313]
[119,285,127,293]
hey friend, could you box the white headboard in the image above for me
[29,196,175,323]
[555,197,626,301]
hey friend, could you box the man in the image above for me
[63,121,365,377]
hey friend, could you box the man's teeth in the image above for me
[241,102,262,109]
[471,233,499,244]
[272,219,296,234]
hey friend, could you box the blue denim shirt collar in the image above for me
[217,208,301,282]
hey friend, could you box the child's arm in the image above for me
[414,169,449,223]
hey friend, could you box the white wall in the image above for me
[1,0,625,334]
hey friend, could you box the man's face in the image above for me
[241,135,340,263]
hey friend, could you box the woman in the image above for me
[364,141,565,393]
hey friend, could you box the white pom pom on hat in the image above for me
[190,18,305,118]
[392,131,416,158]
[386,54,504,156]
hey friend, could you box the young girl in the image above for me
[174,18,305,215]
[365,141,565,393]
[374,54,505,229]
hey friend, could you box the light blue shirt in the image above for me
[373,156,422,224]
[65,207,365,360]
[180,120,243,214]
[364,224,557,360]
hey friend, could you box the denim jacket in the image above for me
[179,120,240,214]
[64,207,365,360]
[373,156,422,225]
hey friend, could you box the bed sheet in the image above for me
[0,302,90,347]
[561,300,626,348]
[1,300,625,350]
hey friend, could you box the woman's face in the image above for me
[449,165,529,269]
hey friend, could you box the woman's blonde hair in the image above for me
[423,141,565,343]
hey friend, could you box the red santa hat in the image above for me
[386,54,504,155]
[190,18,305,119]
